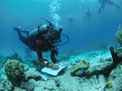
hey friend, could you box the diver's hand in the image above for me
[48,63,59,70]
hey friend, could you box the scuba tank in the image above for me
[28,25,48,39]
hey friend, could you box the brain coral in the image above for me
[5,60,25,86]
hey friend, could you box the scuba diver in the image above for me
[67,15,74,26]
[85,8,92,19]
[13,18,63,70]
[98,0,120,13]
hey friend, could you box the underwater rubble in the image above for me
[0,47,122,91]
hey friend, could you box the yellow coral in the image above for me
[70,59,90,73]
[70,65,81,73]
[116,24,122,45]
[80,59,90,69]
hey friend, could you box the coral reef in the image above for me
[71,47,122,78]
[116,24,122,45]
[5,60,25,86]
[0,47,122,91]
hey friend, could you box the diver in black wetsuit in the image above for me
[98,0,120,13]
[13,18,63,70]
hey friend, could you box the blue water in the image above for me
[0,0,122,55]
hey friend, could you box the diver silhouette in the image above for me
[67,15,74,26]
[98,0,120,13]
[13,18,63,70]
[86,8,92,19]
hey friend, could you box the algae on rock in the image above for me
[106,80,114,88]
[5,60,25,86]
[70,59,90,75]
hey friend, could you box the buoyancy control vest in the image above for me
[28,24,61,51]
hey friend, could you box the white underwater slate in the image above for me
[37,72,48,81]
[41,65,66,76]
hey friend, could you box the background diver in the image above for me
[98,0,120,13]
[13,18,64,70]
[85,8,92,19]
[67,15,74,26]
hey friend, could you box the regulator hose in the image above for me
[59,34,69,46]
